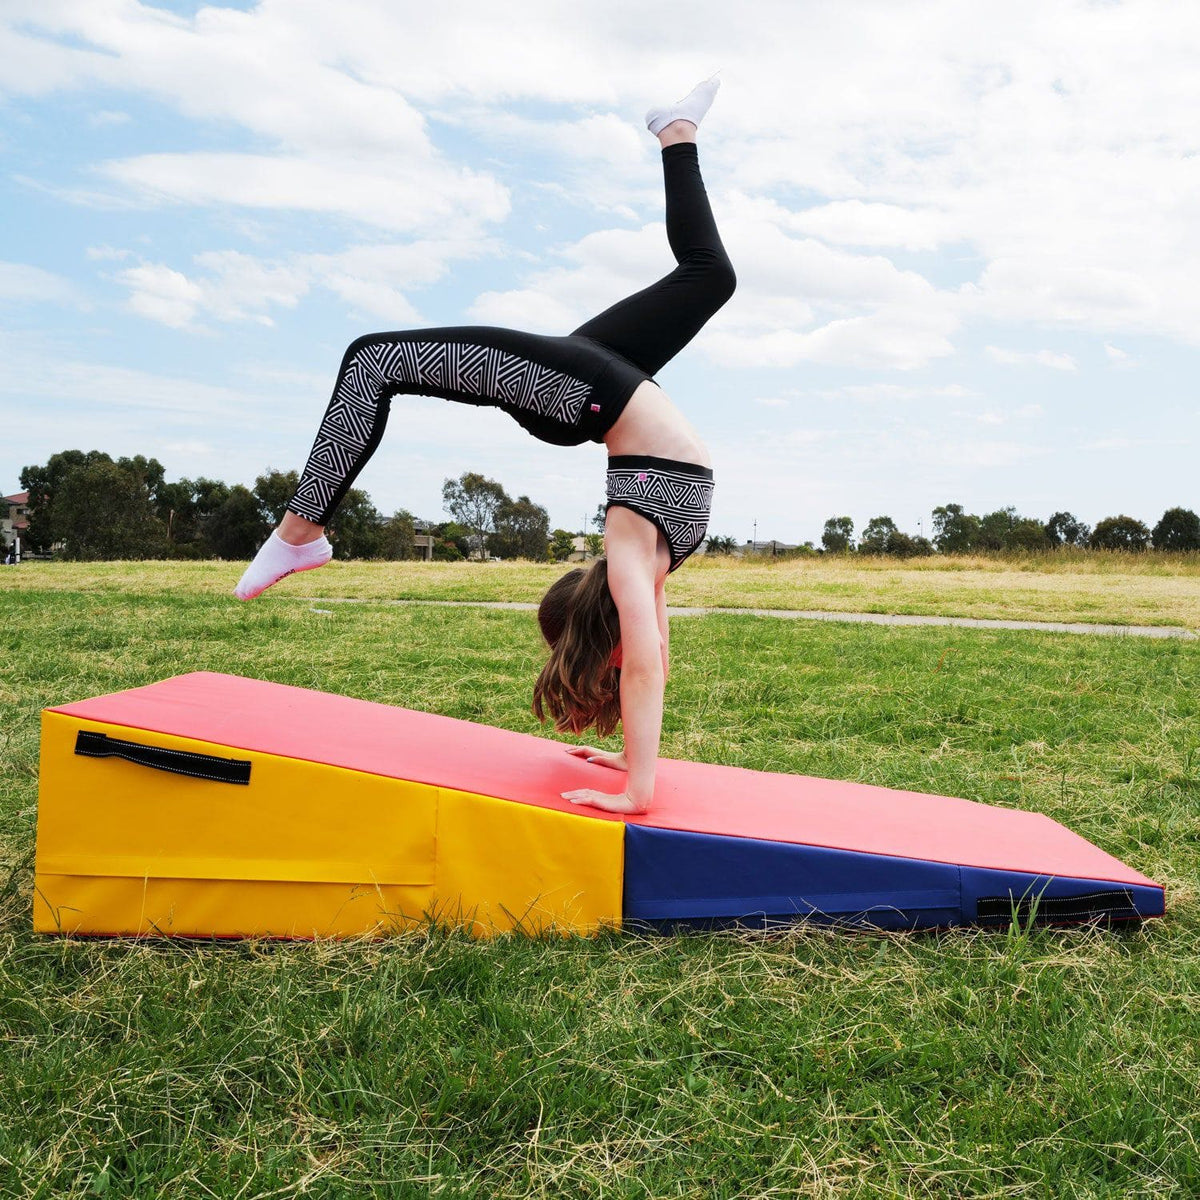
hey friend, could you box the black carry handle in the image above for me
[977,888,1138,923]
[74,730,252,785]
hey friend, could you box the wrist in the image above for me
[626,775,654,808]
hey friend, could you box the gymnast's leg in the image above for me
[235,332,435,599]
[234,324,587,598]
[570,80,736,377]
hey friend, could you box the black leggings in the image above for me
[289,142,735,525]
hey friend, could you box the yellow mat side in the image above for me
[37,712,438,884]
[33,875,432,938]
[35,711,624,939]
[434,787,624,936]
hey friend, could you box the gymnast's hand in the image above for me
[561,788,648,815]
[566,745,628,772]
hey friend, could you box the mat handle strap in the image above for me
[976,888,1138,923]
[74,730,252,785]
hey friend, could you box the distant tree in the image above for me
[592,503,608,532]
[585,532,604,557]
[50,458,167,560]
[1045,511,1090,548]
[379,509,417,560]
[821,516,855,554]
[549,528,577,562]
[205,485,268,559]
[254,469,300,526]
[1151,507,1200,551]
[705,534,737,554]
[859,515,899,555]
[21,449,113,552]
[1006,517,1049,552]
[328,488,385,559]
[976,507,1018,552]
[931,503,979,554]
[442,472,510,554]
[156,476,231,552]
[1090,515,1151,552]
[434,521,471,559]
[117,454,166,501]
[155,479,196,545]
[888,532,935,558]
[489,495,550,560]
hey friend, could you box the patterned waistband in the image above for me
[606,454,714,479]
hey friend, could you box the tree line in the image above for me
[816,504,1200,556]
[17,450,1198,562]
[15,450,588,563]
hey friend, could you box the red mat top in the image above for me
[51,672,1157,886]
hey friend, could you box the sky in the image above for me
[2,0,1198,545]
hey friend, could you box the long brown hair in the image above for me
[532,557,622,736]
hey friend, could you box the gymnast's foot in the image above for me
[646,73,720,140]
[233,523,331,600]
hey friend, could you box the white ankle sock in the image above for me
[646,74,721,136]
[233,530,332,600]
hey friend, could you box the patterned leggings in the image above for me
[288,142,735,525]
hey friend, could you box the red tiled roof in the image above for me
[5,492,28,505]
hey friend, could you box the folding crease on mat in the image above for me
[34,672,1164,938]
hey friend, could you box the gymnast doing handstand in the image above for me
[235,76,736,813]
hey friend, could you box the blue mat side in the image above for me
[623,826,1163,930]
[622,825,962,931]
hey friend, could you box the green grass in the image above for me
[1,568,1198,1196]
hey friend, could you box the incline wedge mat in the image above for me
[34,673,1164,937]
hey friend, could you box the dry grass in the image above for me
[4,552,1199,628]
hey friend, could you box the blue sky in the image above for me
[2,0,1197,544]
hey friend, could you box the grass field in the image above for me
[1,560,1198,1196]
[5,550,1200,629]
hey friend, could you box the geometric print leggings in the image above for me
[288,141,736,525]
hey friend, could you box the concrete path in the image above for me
[302,596,1197,639]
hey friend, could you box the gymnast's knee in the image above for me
[697,250,737,308]
[339,332,401,375]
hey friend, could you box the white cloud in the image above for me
[10,0,1200,350]
[99,152,509,236]
[118,263,207,329]
[0,261,81,306]
[86,245,131,262]
[705,307,957,371]
[818,383,978,403]
[113,237,498,329]
[985,345,1078,371]
[789,200,956,252]
[1105,343,1136,369]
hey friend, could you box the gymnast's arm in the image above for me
[608,547,665,812]
[561,507,665,814]
[657,581,670,681]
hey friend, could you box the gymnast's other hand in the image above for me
[567,745,628,772]
[562,788,648,814]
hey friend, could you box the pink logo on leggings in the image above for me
[637,472,648,481]
[590,403,601,412]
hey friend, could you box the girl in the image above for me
[235,77,735,814]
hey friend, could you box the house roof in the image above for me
[5,492,28,505]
